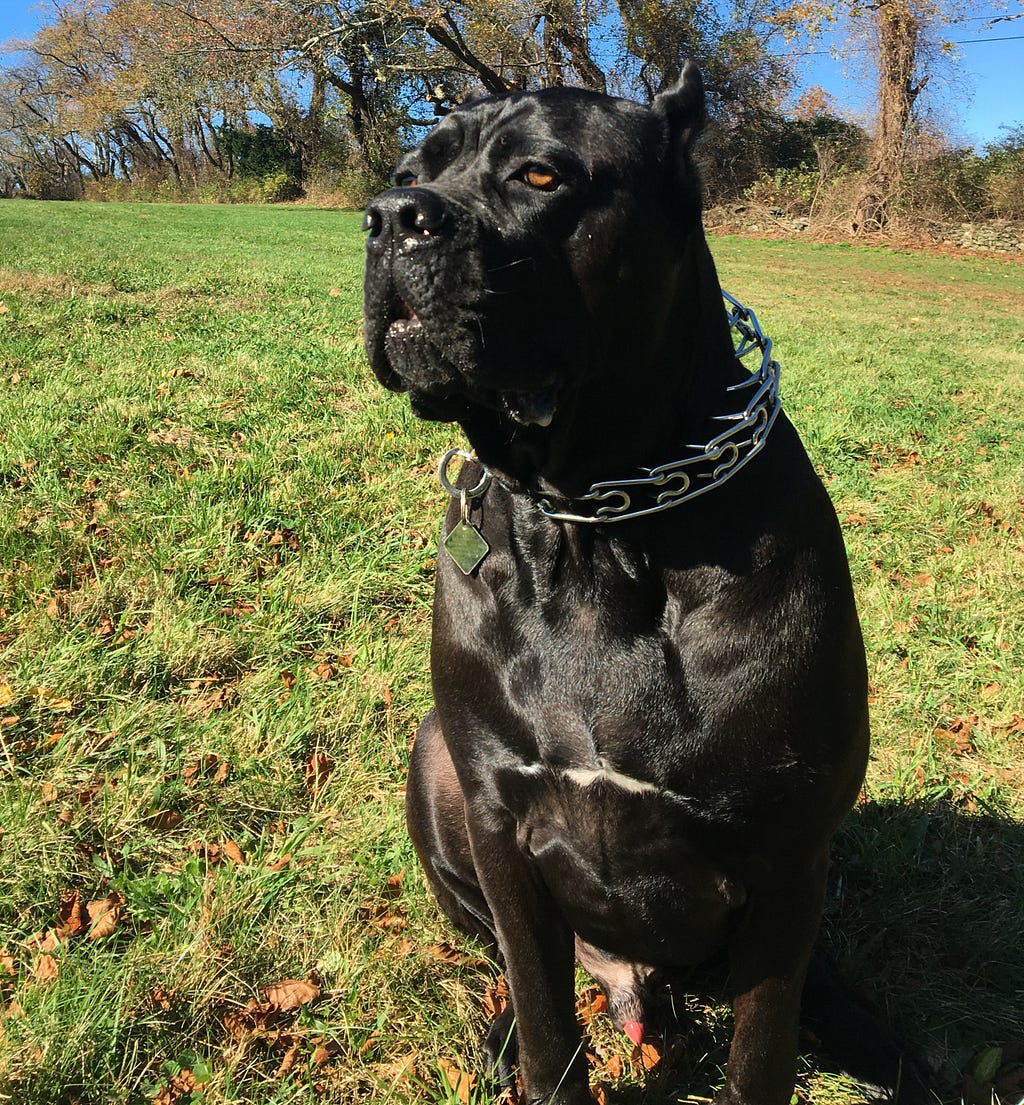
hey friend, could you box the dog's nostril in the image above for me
[397,190,447,237]
[363,206,382,237]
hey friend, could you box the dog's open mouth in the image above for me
[387,301,423,338]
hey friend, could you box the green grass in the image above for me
[0,201,1022,1105]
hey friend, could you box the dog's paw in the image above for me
[482,1005,519,1090]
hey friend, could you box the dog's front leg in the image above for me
[467,813,592,1105]
[718,851,829,1105]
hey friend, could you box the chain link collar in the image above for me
[439,291,781,525]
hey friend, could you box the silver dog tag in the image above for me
[443,489,489,574]
[444,519,489,575]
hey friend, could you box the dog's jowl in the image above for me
[364,63,902,1105]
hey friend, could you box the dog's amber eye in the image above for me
[396,172,418,187]
[522,165,559,191]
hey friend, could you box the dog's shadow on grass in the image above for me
[599,799,1024,1104]
[819,799,1024,1100]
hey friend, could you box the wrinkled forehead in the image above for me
[412,89,658,176]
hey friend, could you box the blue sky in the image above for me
[790,18,1024,149]
[1,1,1020,149]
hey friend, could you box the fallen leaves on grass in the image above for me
[142,809,183,832]
[29,685,74,712]
[22,890,125,983]
[422,941,487,967]
[304,751,333,793]
[217,976,349,1086]
[86,892,123,940]
[182,753,230,784]
[934,715,978,755]
[576,985,608,1026]
[152,1067,200,1105]
[438,1057,477,1104]
[482,976,511,1021]
[188,840,246,867]
[259,978,320,1011]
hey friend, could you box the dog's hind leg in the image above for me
[406,709,497,951]
[406,711,523,1086]
[718,852,828,1105]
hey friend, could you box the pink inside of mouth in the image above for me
[624,1020,644,1045]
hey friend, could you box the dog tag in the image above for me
[443,519,489,575]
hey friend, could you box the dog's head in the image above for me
[363,63,707,484]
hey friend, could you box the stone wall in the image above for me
[706,205,1024,254]
[946,221,1024,253]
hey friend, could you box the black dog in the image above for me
[363,63,903,1105]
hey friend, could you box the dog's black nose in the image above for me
[364,187,449,248]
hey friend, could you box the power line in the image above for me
[948,33,1024,42]
[779,33,1024,57]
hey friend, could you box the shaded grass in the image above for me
[0,202,1022,1104]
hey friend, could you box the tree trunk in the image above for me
[853,0,927,232]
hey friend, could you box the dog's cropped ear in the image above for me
[652,60,706,155]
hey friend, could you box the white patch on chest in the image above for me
[563,757,661,796]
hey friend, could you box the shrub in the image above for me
[982,126,1024,219]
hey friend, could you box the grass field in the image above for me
[1,200,1022,1105]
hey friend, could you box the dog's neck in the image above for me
[460,228,750,504]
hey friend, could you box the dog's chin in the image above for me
[501,388,559,428]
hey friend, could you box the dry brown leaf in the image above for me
[31,685,73,712]
[305,752,333,793]
[636,1040,662,1071]
[259,978,320,1011]
[56,890,87,938]
[482,977,511,1021]
[438,1058,476,1105]
[150,987,175,1011]
[144,810,183,832]
[155,1068,198,1103]
[424,942,478,965]
[86,892,123,940]
[592,1085,610,1104]
[40,781,58,803]
[266,853,291,872]
[280,670,297,690]
[222,840,245,865]
[274,1042,301,1078]
[375,912,407,932]
[25,930,58,953]
[183,754,220,781]
[34,954,58,983]
[374,1048,418,1081]
[312,1040,344,1066]
[602,1054,624,1079]
[576,986,607,1024]
[357,1032,381,1057]
[223,997,284,1038]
